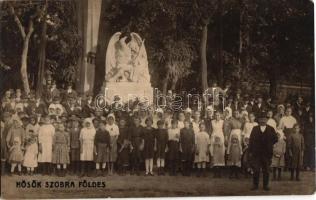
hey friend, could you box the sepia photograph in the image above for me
[0,0,315,198]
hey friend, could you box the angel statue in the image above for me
[105,32,150,83]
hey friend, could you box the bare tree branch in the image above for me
[8,1,47,41]
[25,20,34,41]
[8,3,26,39]
[31,1,47,21]
[192,0,202,20]
[192,0,210,25]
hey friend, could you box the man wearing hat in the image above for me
[63,97,81,117]
[43,80,59,105]
[81,93,95,118]
[26,96,47,118]
[50,81,61,100]
[241,94,252,114]
[249,112,278,191]
[252,95,266,118]
[62,82,77,103]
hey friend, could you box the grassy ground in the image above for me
[1,170,315,198]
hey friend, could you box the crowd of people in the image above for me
[0,81,314,185]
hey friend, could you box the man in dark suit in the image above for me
[249,112,278,191]
[252,95,266,118]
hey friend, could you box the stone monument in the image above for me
[102,32,153,104]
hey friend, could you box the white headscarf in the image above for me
[107,113,116,122]
[83,118,94,129]
[224,107,232,119]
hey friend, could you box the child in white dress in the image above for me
[105,114,119,175]
[194,122,210,177]
[8,137,24,175]
[210,111,225,177]
[23,136,38,175]
[79,118,96,176]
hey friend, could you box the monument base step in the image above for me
[102,82,153,103]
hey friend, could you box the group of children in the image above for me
[0,87,314,180]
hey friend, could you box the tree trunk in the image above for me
[162,73,169,95]
[238,0,251,89]
[200,21,209,92]
[218,0,223,85]
[93,0,114,96]
[171,77,178,91]
[238,0,243,64]
[8,4,34,95]
[269,71,278,102]
[21,38,31,94]
[37,1,48,97]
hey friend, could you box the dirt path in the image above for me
[1,171,315,198]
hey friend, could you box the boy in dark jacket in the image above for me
[155,120,168,175]
[179,120,195,176]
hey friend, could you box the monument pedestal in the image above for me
[103,82,153,103]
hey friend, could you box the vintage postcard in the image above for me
[0,0,315,198]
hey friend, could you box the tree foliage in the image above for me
[0,0,313,98]
[0,0,81,94]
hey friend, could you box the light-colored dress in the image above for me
[105,124,119,162]
[224,118,242,143]
[164,116,172,129]
[227,133,242,167]
[38,124,55,163]
[168,128,180,161]
[194,131,210,163]
[25,124,40,139]
[278,116,297,130]
[210,136,225,166]
[177,121,184,129]
[8,137,24,164]
[279,115,297,140]
[271,139,286,168]
[242,122,258,139]
[211,120,225,166]
[212,119,224,136]
[80,127,96,161]
[267,118,277,131]
[192,121,200,135]
[140,117,147,127]
[23,142,38,168]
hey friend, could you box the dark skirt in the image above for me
[289,149,304,169]
[117,148,130,166]
[143,144,154,159]
[70,148,80,161]
[95,143,109,163]
[156,143,167,159]
[284,128,293,141]
[1,145,7,161]
[168,141,179,161]
[284,127,293,167]
[181,148,194,162]
[131,148,142,162]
